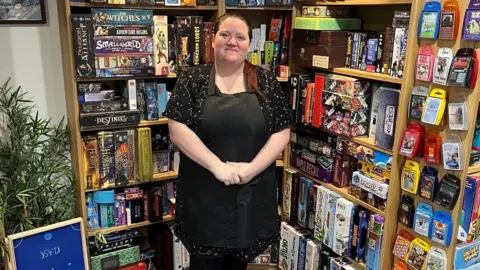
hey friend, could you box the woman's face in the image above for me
[213,17,250,65]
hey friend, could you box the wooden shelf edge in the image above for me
[70,2,218,10]
[290,166,385,216]
[138,118,169,127]
[344,256,366,269]
[350,137,393,155]
[276,160,284,167]
[76,74,178,82]
[85,171,178,192]
[296,0,412,5]
[277,76,289,82]
[331,68,403,84]
[87,215,174,236]
[80,117,169,132]
[226,6,292,10]
[468,165,480,174]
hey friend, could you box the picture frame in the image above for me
[0,0,47,24]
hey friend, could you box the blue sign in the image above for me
[8,218,88,270]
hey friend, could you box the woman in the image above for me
[164,12,292,270]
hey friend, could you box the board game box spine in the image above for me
[153,15,170,76]
[126,129,136,183]
[192,16,203,66]
[98,131,115,187]
[137,127,153,182]
[94,37,154,54]
[145,82,159,120]
[168,24,178,76]
[96,67,155,78]
[83,135,100,189]
[93,25,153,36]
[78,82,102,93]
[114,193,127,226]
[91,9,153,25]
[72,14,96,78]
[80,110,141,130]
[375,32,385,73]
[282,169,294,222]
[176,16,192,71]
[114,130,129,186]
[136,80,147,120]
[79,100,130,113]
[148,187,164,222]
[95,55,154,69]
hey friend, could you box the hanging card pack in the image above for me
[393,261,408,270]
[423,247,447,270]
[408,86,429,120]
[374,88,400,150]
[416,44,435,82]
[439,0,459,40]
[432,211,453,246]
[433,48,453,85]
[406,238,431,269]
[447,48,478,88]
[434,173,461,209]
[392,229,414,259]
[442,134,464,171]
[399,124,424,158]
[462,0,480,40]
[419,166,439,200]
[401,160,421,194]
[418,0,442,39]
[421,88,446,126]
[414,203,434,237]
[398,195,415,227]
[424,129,442,164]
[448,93,468,130]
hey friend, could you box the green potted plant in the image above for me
[0,78,77,269]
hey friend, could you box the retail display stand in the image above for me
[282,0,422,269]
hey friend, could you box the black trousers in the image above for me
[189,254,248,270]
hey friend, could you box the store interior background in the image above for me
[0,0,66,124]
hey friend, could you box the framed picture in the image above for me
[0,0,46,24]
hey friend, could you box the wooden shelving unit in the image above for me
[57,0,291,268]
[280,0,422,269]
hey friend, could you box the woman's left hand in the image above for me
[226,162,257,184]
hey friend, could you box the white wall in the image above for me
[0,0,66,124]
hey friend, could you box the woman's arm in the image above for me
[169,119,240,185]
[250,128,290,175]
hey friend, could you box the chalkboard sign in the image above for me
[7,217,89,270]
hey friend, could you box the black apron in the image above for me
[178,67,278,249]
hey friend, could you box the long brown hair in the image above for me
[214,12,260,95]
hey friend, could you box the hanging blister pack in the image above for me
[414,203,434,237]
[424,129,442,164]
[462,0,480,40]
[423,247,447,270]
[408,86,429,120]
[398,195,415,227]
[419,166,439,200]
[422,88,447,126]
[416,44,435,82]
[439,0,460,40]
[401,160,421,194]
[399,124,425,158]
[448,93,468,130]
[447,48,478,88]
[433,48,453,85]
[418,0,442,39]
[434,173,461,209]
[431,211,453,247]
[442,134,464,171]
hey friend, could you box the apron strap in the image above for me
[207,63,255,96]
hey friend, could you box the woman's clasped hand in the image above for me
[211,161,258,186]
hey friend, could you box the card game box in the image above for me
[79,110,141,131]
[72,14,96,78]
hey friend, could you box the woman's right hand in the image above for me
[211,162,241,186]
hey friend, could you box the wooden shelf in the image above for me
[70,2,219,10]
[85,171,178,192]
[226,6,293,10]
[277,77,289,82]
[87,215,174,236]
[344,257,366,269]
[247,263,278,270]
[468,165,480,174]
[331,68,403,84]
[76,74,177,83]
[138,118,169,127]
[276,160,284,167]
[351,136,393,155]
[298,0,412,5]
[291,166,385,216]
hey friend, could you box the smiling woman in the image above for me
[163,12,292,270]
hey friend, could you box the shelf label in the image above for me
[312,55,329,69]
